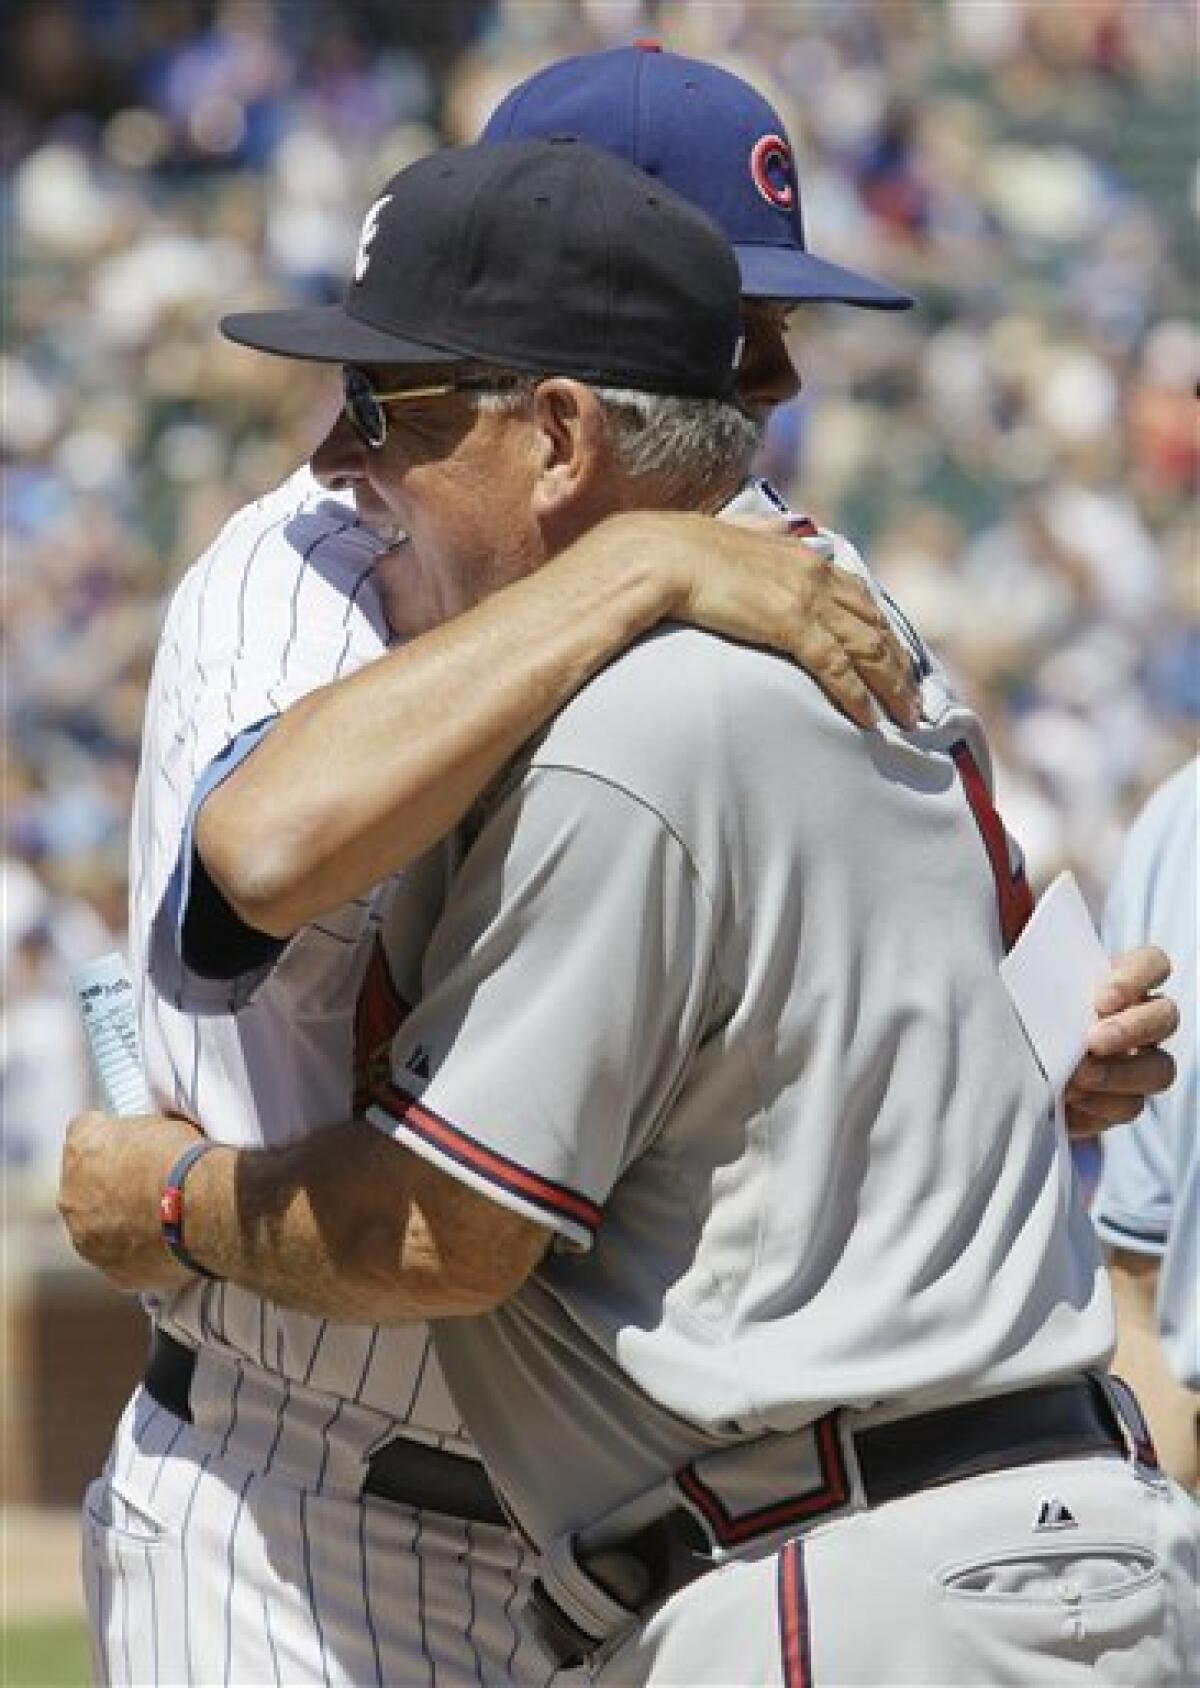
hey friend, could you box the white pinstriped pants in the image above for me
[82,1376,563,1687]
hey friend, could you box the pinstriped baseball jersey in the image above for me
[366,483,1114,1553]
[86,468,563,1688]
[128,466,473,1448]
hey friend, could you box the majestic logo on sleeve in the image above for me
[354,195,392,281]
[750,134,796,210]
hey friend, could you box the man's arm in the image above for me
[198,509,917,938]
[62,754,712,1315]
[58,1111,549,1321]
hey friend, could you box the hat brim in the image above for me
[735,243,914,310]
[219,304,467,367]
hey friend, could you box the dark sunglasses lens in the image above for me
[343,370,385,447]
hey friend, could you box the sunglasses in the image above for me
[341,366,526,449]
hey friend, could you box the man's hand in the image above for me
[1064,946,1179,1137]
[670,514,920,730]
[58,1110,203,1291]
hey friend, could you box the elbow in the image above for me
[417,1211,551,1319]
[196,797,320,940]
[351,1207,548,1322]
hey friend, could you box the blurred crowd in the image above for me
[3,0,1197,1199]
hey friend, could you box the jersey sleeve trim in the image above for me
[367,1079,602,1248]
[177,718,288,984]
[1091,1208,1169,1258]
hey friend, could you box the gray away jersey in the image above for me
[367,487,1113,1549]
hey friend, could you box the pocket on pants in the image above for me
[938,1540,1173,1684]
[939,1540,1160,1603]
[84,1474,171,1550]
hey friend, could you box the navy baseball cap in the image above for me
[483,41,913,311]
[221,138,742,399]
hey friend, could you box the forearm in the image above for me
[199,511,691,935]
[59,1110,546,1321]
[188,1122,476,1323]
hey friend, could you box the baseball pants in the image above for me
[596,1452,1200,1686]
[82,1359,561,1687]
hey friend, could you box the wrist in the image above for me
[578,509,695,623]
[160,1141,224,1280]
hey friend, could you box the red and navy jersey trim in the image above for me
[676,1413,849,1547]
[778,1539,813,1688]
[374,1079,603,1237]
[950,741,1034,953]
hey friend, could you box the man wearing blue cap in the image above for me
[61,46,1180,1688]
[485,40,912,428]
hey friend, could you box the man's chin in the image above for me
[374,542,445,641]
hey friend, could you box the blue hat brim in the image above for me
[735,243,914,310]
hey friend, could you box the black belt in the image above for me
[143,1329,506,1527]
[529,1376,1132,1670]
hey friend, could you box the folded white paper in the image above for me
[999,870,1111,1097]
[73,951,153,1116]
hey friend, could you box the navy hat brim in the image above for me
[220,304,467,367]
[735,243,914,310]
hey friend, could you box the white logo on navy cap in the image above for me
[354,194,392,281]
[750,134,795,210]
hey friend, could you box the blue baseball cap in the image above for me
[483,41,913,311]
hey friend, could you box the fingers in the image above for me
[1065,1090,1152,1134]
[817,603,920,727]
[1064,1046,1176,1137]
[1094,944,1172,1013]
[802,559,920,726]
[1069,1048,1176,1100]
[791,626,878,728]
[66,1108,111,1138]
[791,553,919,726]
[1087,994,1179,1059]
[685,518,921,726]
[1064,1098,1141,1137]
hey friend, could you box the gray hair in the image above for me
[476,380,762,506]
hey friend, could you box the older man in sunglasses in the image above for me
[63,134,1195,1688]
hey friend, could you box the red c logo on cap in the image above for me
[750,134,795,210]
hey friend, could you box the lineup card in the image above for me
[1000,870,1111,1098]
[73,951,153,1116]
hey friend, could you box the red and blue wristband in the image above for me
[160,1140,222,1280]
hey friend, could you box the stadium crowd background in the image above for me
[3,0,1198,1200]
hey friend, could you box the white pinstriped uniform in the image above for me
[82,468,555,1686]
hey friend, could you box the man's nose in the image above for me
[310,409,367,490]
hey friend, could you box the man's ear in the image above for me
[529,379,612,518]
